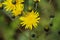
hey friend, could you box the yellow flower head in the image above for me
[12,0,24,16]
[19,10,40,30]
[2,0,15,11]
[2,0,24,16]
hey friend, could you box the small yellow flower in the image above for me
[12,1,24,16]
[2,0,24,16]
[19,10,40,30]
[2,0,15,11]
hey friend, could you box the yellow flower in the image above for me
[12,0,24,16]
[19,10,40,30]
[2,0,24,16]
[2,0,15,11]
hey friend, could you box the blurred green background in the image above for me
[0,0,60,40]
